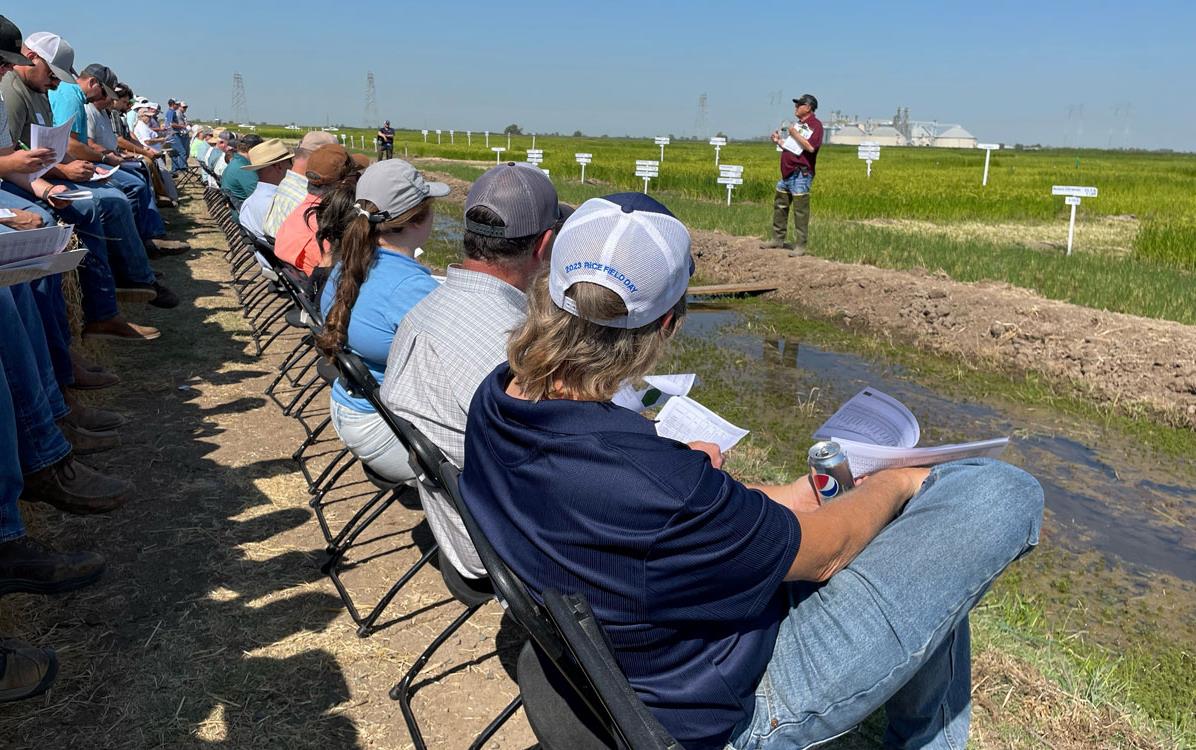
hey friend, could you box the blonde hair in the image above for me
[507,273,685,402]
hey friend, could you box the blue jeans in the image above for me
[729,459,1043,750]
[0,193,72,385]
[776,171,813,196]
[0,287,70,475]
[168,134,189,171]
[106,164,166,239]
[0,356,26,543]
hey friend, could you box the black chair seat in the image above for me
[437,550,493,608]
[284,308,305,328]
[316,358,338,384]
[518,641,613,750]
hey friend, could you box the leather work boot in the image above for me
[0,639,58,703]
[0,536,106,596]
[70,361,120,390]
[789,193,811,256]
[769,190,792,248]
[82,317,161,342]
[62,403,126,433]
[22,456,132,515]
[56,421,120,456]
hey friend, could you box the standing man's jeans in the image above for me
[0,192,73,384]
[729,459,1043,750]
[168,134,188,171]
[0,288,71,476]
[0,354,28,544]
[105,165,166,239]
[776,170,813,196]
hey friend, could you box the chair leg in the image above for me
[355,543,439,637]
[324,539,437,632]
[391,601,486,749]
[469,697,522,750]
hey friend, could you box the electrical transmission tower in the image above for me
[231,73,247,123]
[365,72,378,127]
[694,93,709,138]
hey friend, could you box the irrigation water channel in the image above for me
[677,304,1195,586]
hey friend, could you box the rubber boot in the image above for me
[789,193,811,256]
[769,191,792,248]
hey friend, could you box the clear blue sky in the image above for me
[12,1,1194,150]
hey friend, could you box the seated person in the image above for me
[220,133,261,209]
[262,129,338,239]
[315,159,448,481]
[273,144,367,276]
[237,139,292,241]
[206,130,234,177]
[459,193,1045,750]
[380,162,564,579]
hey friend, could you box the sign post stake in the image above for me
[718,164,744,205]
[709,136,727,166]
[491,146,506,165]
[436,129,442,144]
[507,132,511,150]
[977,143,1000,186]
[450,129,455,144]
[575,153,591,183]
[421,129,428,143]
[634,159,659,194]
[1051,186,1098,257]
[484,131,490,147]
[531,133,536,149]
[655,136,670,162]
[466,130,472,145]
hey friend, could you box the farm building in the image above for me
[824,110,980,148]
[932,124,978,148]
[825,122,869,145]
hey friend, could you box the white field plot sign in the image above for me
[1052,185,1098,256]
[576,152,592,182]
[858,141,880,177]
[655,136,670,162]
[977,142,1000,186]
[635,159,660,193]
[709,136,727,166]
[718,164,744,205]
[421,129,428,142]
[526,148,544,166]
[491,146,506,164]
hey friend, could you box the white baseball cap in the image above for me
[24,32,76,82]
[549,193,693,329]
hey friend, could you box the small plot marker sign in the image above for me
[655,136,670,162]
[492,146,506,164]
[484,131,490,147]
[977,142,1000,186]
[575,152,592,182]
[436,129,442,144]
[857,141,880,178]
[718,165,744,206]
[1052,186,1098,256]
[466,130,472,145]
[635,159,659,193]
[450,129,455,144]
[526,148,544,166]
[421,129,428,143]
[709,136,727,166]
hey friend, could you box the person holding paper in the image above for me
[768,94,823,256]
[460,192,1044,750]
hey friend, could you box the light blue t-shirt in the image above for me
[320,248,438,412]
[48,82,88,140]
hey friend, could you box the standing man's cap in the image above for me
[24,32,76,81]
[80,63,118,99]
[792,94,819,111]
[298,130,338,152]
[0,16,32,67]
[465,161,564,238]
[243,139,294,171]
[354,159,449,221]
[549,193,693,329]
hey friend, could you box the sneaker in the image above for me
[0,639,58,703]
[82,318,161,342]
[0,536,106,596]
[22,456,132,515]
[147,281,179,309]
[145,239,190,258]
[56,421,119,455]
[788,245,807,258]
[62,404,126,433]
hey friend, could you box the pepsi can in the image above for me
[808,440,855,501]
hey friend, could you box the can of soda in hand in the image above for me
[808,440,856,501]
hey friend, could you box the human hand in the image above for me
[0,208,45,230]
[8,148,57,173]
[43,184,70,209]
[103,153,122,167]
[688,441,724,469]
[58,160,96,181]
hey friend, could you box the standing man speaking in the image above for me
[769,94,823,255]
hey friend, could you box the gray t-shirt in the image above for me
[86,103,117,151]
[380,265,528,577]
[0,91,12,150]
[0,71,54,148]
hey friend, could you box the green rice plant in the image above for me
[1133,217,1196,270]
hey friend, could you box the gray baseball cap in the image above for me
[24,32,76,82]
[465,161,564,238]
[355,159,449,222]
[80,63,118,99]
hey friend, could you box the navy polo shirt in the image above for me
[461,364,802,749]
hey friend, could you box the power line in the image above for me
[365,72,378,128]
[231,73,247,123]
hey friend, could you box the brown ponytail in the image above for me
[314,195,435,356]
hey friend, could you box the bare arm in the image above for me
[66,135,105,163]
[750,468,930,582]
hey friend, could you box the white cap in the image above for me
[24,32,76,82]
[549,193,693,329]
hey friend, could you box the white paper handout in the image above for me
[0,209,15,220]
[780,136,804,156]
[655,396,749,453]
[612,373,696,413]
[51,189,94,202]
[0,224,75,265]
[0,248,86,288]
[90,164,121,181]
[813,387,1007,478]
[28,116,74,181]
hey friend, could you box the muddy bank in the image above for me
[691,231,1196,430]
